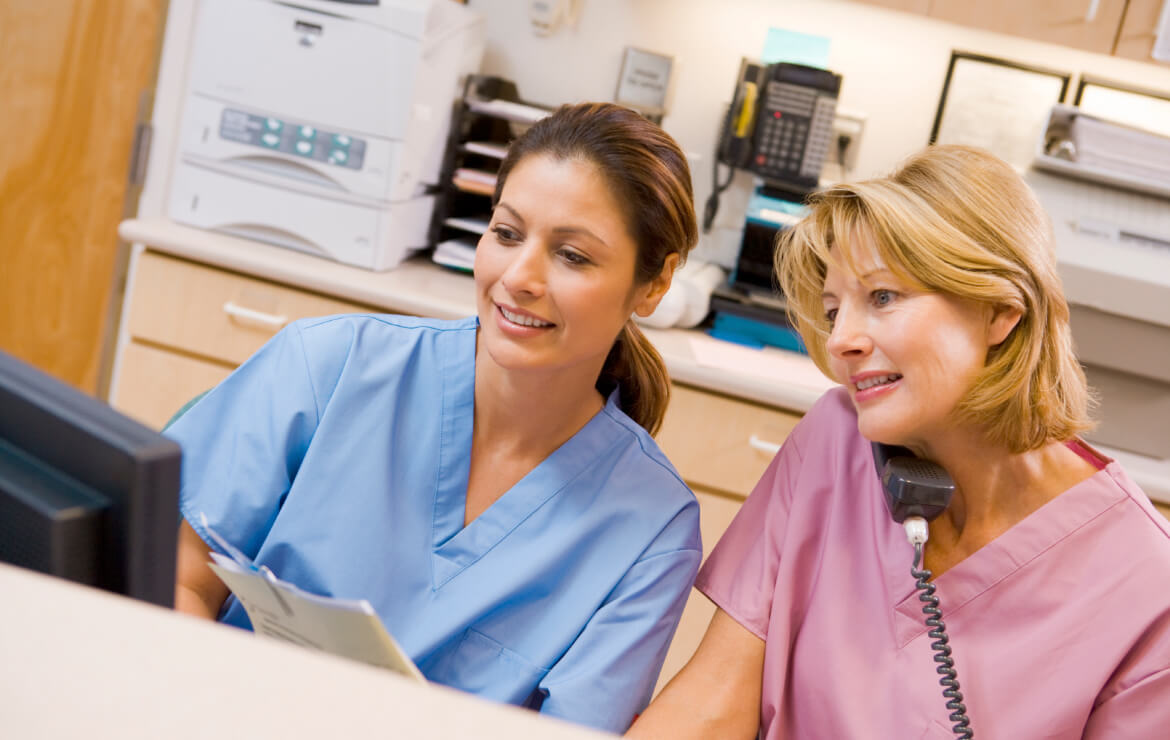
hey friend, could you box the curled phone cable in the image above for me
[905,517,974,739]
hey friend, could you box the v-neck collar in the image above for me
[429,329,625,589]
[884,463,1128,648]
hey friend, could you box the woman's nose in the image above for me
[501,242,547,297]
[825,305,871,358]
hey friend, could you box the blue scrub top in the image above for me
[167,314,702,732]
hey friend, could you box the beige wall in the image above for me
[468,0,1170,267]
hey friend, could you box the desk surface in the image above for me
[0,563,610,739]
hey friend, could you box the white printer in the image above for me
[168,0,484,270]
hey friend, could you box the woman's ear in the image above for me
[988,304,1023,347]
[633,253,681,318]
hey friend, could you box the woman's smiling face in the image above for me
[821,234,1014,452]
[474,153,668,381]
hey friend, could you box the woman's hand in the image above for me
[173,519,230,619]
[626,608,765,739]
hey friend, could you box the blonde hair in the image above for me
[777,145,1093,452]
[495,103,698,435]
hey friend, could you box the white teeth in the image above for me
[856,373,901,391]
[500,306,552,328]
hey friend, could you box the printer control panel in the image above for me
[218,108,367,170]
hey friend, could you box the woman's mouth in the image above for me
[856,373,902,391]
[498,305,553,328]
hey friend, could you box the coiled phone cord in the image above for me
[905,518,974,739]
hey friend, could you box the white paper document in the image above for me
[202,516,424,682]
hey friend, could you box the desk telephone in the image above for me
[703,59,841,232]
[719,59,841,190]
[873,443,974,739]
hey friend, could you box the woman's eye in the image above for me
[824,308,838,326]
[558,248,591,266]
[872,289,895,307]
[491,225,521,243]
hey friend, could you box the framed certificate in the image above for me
[614,46,674,119]
[929,51,1071,170]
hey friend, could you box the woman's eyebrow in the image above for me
[551,225,608,247]
[494,202,525,223]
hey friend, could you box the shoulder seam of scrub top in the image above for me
[597,400,691,492]
[1110,465,1170,539]
[288,322,323,427]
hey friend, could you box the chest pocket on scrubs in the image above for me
[427,627,550,706]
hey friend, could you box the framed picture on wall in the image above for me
[614,46,674,122]
[1074,76,1170,138]
[929,51,1071,171]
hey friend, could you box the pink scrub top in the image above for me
[696,387,1170,739]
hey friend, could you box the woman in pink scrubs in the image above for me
[629,145,1170,739]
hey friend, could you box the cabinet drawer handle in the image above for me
[222,301,288,330]
[748,434,782,456]
[1084,0,1099,22]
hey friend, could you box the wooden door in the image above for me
[0,0,166,394]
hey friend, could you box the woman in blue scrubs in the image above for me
[169,102,702,732]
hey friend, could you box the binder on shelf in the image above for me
[463,141,510,159]
[444,216,490,235]
[465,97,551,125]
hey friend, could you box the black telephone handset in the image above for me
[716,58,765,170]
[872,442,955,524]
[872,443,973,739]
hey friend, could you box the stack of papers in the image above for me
[432,236,478,273]
[465,98,551,125]
[1070,114,1170,191]
[201,514,424,681]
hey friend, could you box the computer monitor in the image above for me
[0,350,181,607]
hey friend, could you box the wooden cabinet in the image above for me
[851,0,1167,62]
[111,251,378,428]
[115,342,232,430]
[657,384,801,499]
[651,383,802,694]
[855,0,931,13]
[1114,0,1170,64]
[928,0,1128,55]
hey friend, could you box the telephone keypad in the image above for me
[753,81,830,179]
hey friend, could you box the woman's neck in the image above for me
[912,429,1100,572]
[471,343,606,459]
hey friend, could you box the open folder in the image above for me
[201,514,425,682]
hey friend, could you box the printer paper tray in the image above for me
[169,163,432,271]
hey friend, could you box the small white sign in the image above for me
[615,47,673,116]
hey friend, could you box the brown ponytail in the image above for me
[598,321,672,436]
[495,102,698,434]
